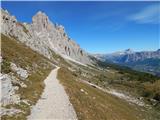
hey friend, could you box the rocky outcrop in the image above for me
[1,9,92,65]
[0,108,22,116]
[0,59,28,107]
[10,63,28,80]
[0,74,20,106]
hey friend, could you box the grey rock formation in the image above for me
[0,107,22,116]
[0,74,20,106]
[10,63,29,80]
[1,9,92,65]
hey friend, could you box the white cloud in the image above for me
[128,4,160,24]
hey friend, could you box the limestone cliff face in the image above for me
[1,9,91,64]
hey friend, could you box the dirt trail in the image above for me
[27,67,77,120]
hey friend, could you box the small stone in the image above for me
[80,89,84,92]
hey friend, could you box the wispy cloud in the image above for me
[128,4,160,24]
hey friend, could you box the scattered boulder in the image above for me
[0,107,22,116]
[80,89,84,92]
[10,63,28,80]
[80,88,88,95]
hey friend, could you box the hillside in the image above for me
[1,34,53,119]
[57,64,160,120]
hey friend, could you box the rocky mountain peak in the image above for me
[33,11,48,20]
[32,11,52,32]
[124,48,134,54]
[1,8,17,23]
[1,8,92,65]
[36,11,44,15]
[157,49,160,52]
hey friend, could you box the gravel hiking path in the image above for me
[27,67,77,120]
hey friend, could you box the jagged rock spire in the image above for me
[1,9,92,65]
[32,11,51,31]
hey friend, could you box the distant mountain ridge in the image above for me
[1,9,92,65]
[94,49,160,76]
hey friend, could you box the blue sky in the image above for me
[1,1,160,53]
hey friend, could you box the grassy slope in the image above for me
[93,59,160,102]
[1,33,159,120]
[57,67,155,120]
[59,57,160,119]
[96,59,159,82]
[1,34,53,120]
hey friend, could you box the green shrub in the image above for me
[1,59,11,73]
[154,93,160,101]
[142,91,151,97]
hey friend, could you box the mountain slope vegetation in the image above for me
[58,67,160,120]
[1,34,53,120]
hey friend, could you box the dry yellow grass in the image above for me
[58,67,152,120]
